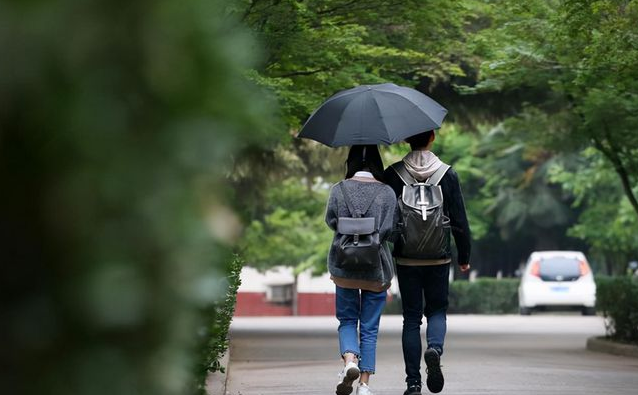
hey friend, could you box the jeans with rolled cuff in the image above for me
[335,285,387,373]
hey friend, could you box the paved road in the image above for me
[226,315,638,395]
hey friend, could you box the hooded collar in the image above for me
[402,150,443,181]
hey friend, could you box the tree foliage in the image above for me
[550,149,638,273]
[241,0,475,127]
[469,0,638,217]
[241,177,332,274]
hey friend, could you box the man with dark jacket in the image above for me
[383,130,471,395]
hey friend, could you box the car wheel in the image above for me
[582,307,596,316]
[519,307,532,315]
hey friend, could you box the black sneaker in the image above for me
[403,383,422,395]
[423,348,444,393]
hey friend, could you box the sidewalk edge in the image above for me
[205,350,230,395]
[587,336,638,358]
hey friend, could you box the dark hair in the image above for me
[345,145,385,182]
[405,130,434,150]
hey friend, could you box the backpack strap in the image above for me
[391,162,417,186]
[338,182,358,217]
[426,164,450,186]
[392,162,450,186]
[339,182,382,219]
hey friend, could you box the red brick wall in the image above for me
[234,292,292,316]
[234,292,336,316]
[297,293,335,315]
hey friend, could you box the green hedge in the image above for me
[193,256,243,393]
[596,276,638,345]
[384,278,520,315]
[449,278,520,314]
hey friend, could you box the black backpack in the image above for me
[392,162,451,260]
[335,182,382,270]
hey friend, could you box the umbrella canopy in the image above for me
[297,83,448,147]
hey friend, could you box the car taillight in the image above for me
[530,261,540,277]
[579,261,590,276]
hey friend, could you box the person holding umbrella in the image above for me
[324,145,397,395]
[383,130,472,395]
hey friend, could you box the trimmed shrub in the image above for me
[208,256,242,373]
[449,278,520,314]
[596,276,638,345]
[193,255,243,393]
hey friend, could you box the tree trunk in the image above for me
[292,273,299,316]
[604,253,613,276]
[593,136,638,219]
[609,158,638,218]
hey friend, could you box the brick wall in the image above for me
[234,292,336,316]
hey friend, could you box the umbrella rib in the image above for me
[378,92,434,141]
[331,93,365,146]
[357,93,366,145]
[321,86,369,107]
[383,91,437,122]
[370,93,390,145]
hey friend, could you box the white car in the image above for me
[518,251,596,315]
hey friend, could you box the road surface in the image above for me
[226,315,638,395]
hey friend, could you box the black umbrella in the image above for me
[297,83,448,147]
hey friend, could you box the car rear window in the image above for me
[539,257,581,281]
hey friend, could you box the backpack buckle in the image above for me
[353,234,360,245]
[416,184,429,221]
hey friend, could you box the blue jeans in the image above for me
[335,285,387,373]
[397,263,450,386]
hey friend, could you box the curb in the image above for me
[587,336,638,358]
[205,351,230,395]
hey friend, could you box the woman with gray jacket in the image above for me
[325,145,397,395]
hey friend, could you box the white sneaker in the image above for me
[336,361,360,395]
[357,382,374,395]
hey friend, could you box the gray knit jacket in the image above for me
[325,179,398,288]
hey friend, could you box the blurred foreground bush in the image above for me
[0,1,278,394]
[596,276,638,345]
[448,278,520,314]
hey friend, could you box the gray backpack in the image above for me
[335,183,382,270]
[392,162,451,260]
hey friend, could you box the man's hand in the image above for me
[459,264,471,272]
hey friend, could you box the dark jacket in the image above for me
[325,178,397,290]
[383,164,471,265]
